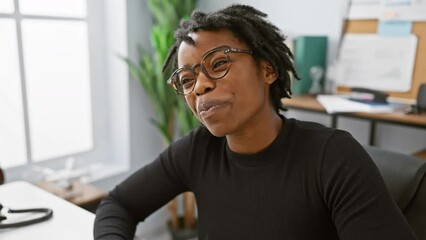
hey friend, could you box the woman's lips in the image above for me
[197,101,227,119]
[199,104,222,119]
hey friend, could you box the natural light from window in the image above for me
[1,0,129,183]
[19,0,86,18]
[0,0,94,168]
[0,0,14,14]
[22,19,93,162]
[0,19,27,168]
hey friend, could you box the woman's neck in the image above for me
[226,113,283,154]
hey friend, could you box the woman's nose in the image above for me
[193,71,215,96]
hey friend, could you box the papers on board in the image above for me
[348,0,426,21]
[335,34,417,92]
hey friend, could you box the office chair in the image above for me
[364,145,426,240]
[416,84,426,113]
[408,83,426,114]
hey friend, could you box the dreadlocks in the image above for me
[163,4,300,113]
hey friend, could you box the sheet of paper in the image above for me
[377,20,412,36]
[316,95,397,113]
[349,0,382,19]
[335,34,417,92]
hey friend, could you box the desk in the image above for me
[282,95,426,148]
[0,181,94,240]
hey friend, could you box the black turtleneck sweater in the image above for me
[94,117,416,240]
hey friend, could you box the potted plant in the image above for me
[123,0,199,239]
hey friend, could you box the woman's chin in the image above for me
[204,124,228,137]
[197,115,232,137]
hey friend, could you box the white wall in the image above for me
[198,0,345,62]
[126,1,171,237]
[92,0,169,239]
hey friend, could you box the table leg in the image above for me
[331,115,338,128]
[369,121,377,146]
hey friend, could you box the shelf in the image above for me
[37,181,106,209]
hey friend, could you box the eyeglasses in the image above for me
[167,45,253,95]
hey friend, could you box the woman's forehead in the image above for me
[177,30,246,65]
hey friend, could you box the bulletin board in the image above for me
[336,20,426,100]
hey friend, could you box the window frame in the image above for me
[1,0,130,183]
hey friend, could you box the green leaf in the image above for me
[121,0,199,144]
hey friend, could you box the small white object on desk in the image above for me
[0,181,94,240]
[316,95,400,114]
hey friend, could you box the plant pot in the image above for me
[168,217,198,240]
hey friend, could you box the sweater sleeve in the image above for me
[321,130,416,240]
[93,144,190,239]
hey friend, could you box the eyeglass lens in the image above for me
[172,49,231,95]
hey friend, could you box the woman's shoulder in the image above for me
[285,117,359,157]
[287,118,338,141]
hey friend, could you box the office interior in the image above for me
[1,0,426,239]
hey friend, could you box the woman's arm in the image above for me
[94,155,189,239]
[94,193,138,240]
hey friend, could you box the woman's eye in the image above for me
[179,78,195,88]
[212,59,228,71]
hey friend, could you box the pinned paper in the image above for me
[349,0,426,21]
[378,21,412,36]
[384,0,413,6]
[336,34,417,92]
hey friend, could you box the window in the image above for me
[0,0,129,181]
[22,19,93,162]
[0,19,26,168]
[19,0,86,17]
[0,0,14,14]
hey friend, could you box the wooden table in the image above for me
[282,95,426,157]
[283,95,426,127]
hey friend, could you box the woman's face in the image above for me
[177,29,276,137]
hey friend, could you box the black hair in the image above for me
[163,4,300,113]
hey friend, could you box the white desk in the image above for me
[0,181,95,240]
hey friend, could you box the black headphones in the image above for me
[0,203,53,228]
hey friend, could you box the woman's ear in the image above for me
[261,60,277,85]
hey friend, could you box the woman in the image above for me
[94,5,416,240]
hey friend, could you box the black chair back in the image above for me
[365,146,426,240]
